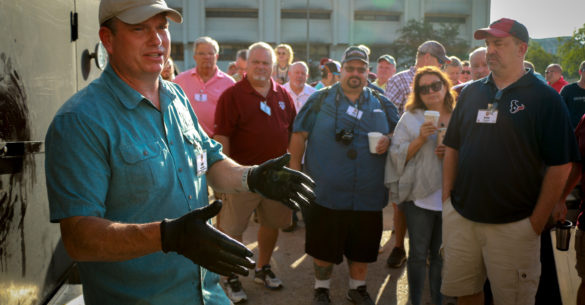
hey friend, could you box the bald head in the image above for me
[469,47,489,80]
[545,63,563,83]
[288,61,309,91]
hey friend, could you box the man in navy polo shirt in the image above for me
[441,18,579,304]
[561,61,585,129]
[289,46,398,305]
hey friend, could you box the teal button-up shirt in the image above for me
[46,64,229,305]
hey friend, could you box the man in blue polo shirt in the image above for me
[441,18,579,304]
[289,46,398,305]
[44,1,315,304]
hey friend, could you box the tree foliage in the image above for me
[525,41,557,75]
[558,23,585,79]
[388,19,470,69]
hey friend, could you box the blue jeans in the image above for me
[403,201,443,305]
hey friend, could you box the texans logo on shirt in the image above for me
[509,100,525,114]
[279,101,285,110]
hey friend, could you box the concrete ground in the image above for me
[227,204,449,305]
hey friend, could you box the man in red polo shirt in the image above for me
[174,36,235,137]
[546,63,569,93]
[214,41,296,303]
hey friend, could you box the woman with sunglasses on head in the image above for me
[385,66,457,305]
[273,44,293,84]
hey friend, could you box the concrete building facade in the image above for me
[167,0,490,74]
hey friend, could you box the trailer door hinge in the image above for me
[70,11,78,42]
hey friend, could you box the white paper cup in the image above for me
[424,110,440,127]
[368,132,383,153]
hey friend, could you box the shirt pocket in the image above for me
[120,141,169,201]
[365,109,390,134]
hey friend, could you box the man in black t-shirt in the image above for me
[441,18,579,304]
[561,61,585,129]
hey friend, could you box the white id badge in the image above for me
[346,106,363,120]
[476,110,498,124]
[196,150,208,176]
[260,101,271,116]
[194,93,208,102]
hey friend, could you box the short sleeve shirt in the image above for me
[443,70,579,224]
[293,84,399,211]
[283,82,318,113]
[384,67,416,116]
[214,77,297,165]
[173,67,235,137]
[560,83,585,129]
[45,64,229,305]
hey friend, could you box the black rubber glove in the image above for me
[160,200,255,277]
[247,153,316,211]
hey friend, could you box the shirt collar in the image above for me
[483,68,536,91]
[102,63,176,110]
[242,75,278,96]
[191,66,221,79]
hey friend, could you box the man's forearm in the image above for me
[288,132,307,171]
[561,162,581,201]
[60,216,161,262]
[442,147,458,201]
[207,158,249,193]
[531,163,573,233]
[214,135,230,156]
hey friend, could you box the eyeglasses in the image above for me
[343,66,367,74]
[418,81,443,95]
[545,70,555,74]
[461,70,471,75]
[277,52,287,55]
[196,52,215,57]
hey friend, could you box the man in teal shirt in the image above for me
[45,1,314,304]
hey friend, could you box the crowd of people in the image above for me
[44,0,585,305]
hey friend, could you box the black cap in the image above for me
[342,46,369,65]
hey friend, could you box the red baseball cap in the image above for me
[474,18,529,43]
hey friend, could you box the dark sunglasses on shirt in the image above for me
[418,81,443,95]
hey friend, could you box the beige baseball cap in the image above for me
[99,0,183,25]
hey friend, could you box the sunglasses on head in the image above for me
[419,81,443,95]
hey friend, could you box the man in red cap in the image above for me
[441,18,579,304]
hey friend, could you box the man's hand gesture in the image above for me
[160,200,255,276]
[247,153,316,211]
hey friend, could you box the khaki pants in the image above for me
[218,192,292,237]
[441,198,541,305]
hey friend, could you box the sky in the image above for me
[490,0,585,39]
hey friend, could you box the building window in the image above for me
[354,11,400,21]
[289,43,330,81]
[425,15,467,24]
[170,42,184,61]
[218,43,252,62]
[206,8,258,18]
[281,10,331,20]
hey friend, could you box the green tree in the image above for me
[389,19,469,69]
[558,23,585,79]
[525,41,557,75]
